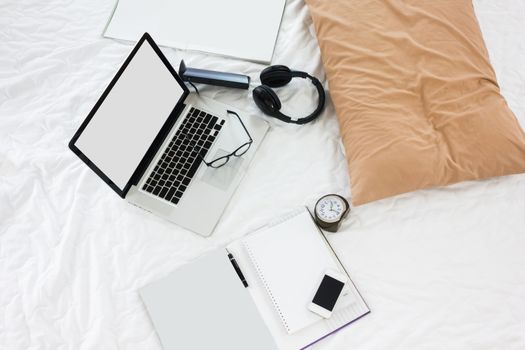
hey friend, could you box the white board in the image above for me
[104,0,286,63]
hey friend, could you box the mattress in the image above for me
[1,0,524,349]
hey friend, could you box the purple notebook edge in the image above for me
[299,310,371,350]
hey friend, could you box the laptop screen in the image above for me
[73,38,186,192]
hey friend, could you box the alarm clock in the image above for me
[314,194,350,232]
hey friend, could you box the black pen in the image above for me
[227,251,248,288]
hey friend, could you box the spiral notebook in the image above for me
[242,209,347,333]
[226,207,370,348]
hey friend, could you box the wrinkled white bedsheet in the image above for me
[1,0,524,349]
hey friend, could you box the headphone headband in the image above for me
[289,70,309,79]
[253,65,326,125]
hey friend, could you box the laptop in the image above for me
[69,33,269,236]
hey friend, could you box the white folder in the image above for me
[104,0,286,63]
[140,249,278,350]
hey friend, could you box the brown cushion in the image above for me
[306,0,525,205]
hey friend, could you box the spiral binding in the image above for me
[243,241,291,333]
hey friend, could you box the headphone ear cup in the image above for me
[260,65,292,88]
[253,85,282,116]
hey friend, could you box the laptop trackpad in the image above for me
[200,149,243,191]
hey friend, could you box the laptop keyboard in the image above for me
[142,107,225,205]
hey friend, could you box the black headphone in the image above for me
[252,65,326,125]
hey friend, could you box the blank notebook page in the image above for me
[242,209,344,334]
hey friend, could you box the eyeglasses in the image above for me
[186,110,253,169]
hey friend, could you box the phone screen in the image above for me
[312,275,345,311]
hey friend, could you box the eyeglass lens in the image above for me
[233,143,251,157]
[209,156,229,168]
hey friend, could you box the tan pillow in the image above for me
[306,0,525,205]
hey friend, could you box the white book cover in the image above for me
[104,0,286,63]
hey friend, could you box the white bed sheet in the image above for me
[1,0,524,349]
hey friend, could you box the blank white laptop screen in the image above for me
[74,40,184,191]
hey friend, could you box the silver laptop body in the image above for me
[69,33,268,237]
[127,93,268,236]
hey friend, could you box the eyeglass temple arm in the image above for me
[227,110,253,141]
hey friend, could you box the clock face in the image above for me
[315,195,346,223]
